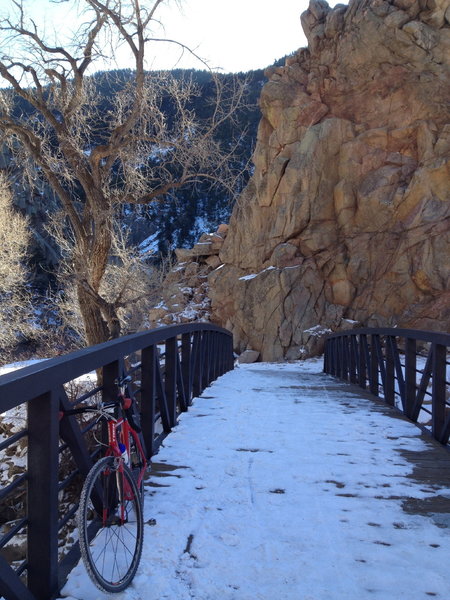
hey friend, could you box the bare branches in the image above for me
[0,174,32,356]
[0,0,248,345]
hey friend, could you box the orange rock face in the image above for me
[209,0,450,360]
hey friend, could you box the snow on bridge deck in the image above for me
[60,360,450,600]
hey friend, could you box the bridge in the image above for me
[0,326,449,599]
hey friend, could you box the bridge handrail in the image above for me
[324,326,450,445]
[325,327,450,346]
[0,323,234,600]
[0,323,232,409]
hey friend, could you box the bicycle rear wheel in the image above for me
[78,456,144,593]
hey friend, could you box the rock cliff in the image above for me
[208,0,450,360]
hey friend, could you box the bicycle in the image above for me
[61,375,147,593]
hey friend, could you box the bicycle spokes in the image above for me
[78,457,144,593]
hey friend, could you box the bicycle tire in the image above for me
[78,456,144,593]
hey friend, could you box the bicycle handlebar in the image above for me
[61,397,141,432]
[61,400,120,418]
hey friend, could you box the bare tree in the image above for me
[0,173,31,357]
[0,0,246,346]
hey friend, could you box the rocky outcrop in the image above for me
[147,226,229,326]
[209,0,450,360]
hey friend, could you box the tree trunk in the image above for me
[77,283,110,347]
[73,202,122,347]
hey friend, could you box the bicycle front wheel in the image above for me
[78,456,144,593]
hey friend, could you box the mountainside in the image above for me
[208,0,450,360]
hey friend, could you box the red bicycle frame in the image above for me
[105,410,147,492]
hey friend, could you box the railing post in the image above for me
[218,332,225,376]
[192,330,202,397]
[199,331,207,391]
[324,338,331,374]
[212,333,219,381]
[102,360,119,402]
[359,334,368,389]
[323,339,329,373]
[181,333,192,405]
[385,335,396,406]
[165,337,177,427]
[373,335,386,396]
[176,349,188,413]
[141,346,156,457]
[404,337,417,419]
[391,336,406,409]
[227,333,235,372]
[27,390,59,600]
[341,336,349,380]
[349,335,358,383]
[432,342,447,443]
[369,335,379,396]
[202,331,211,389]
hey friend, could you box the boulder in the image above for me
[237,349,260,364]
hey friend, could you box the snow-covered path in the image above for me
[59,360,450,600]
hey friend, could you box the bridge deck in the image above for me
[59,360,450,600]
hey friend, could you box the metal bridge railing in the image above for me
[0,323,234,600]
[324,328,450,446]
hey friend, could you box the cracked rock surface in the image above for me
[209,0,450,360]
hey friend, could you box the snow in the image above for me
[139,232,159,255]
[303,324,332,336]
[0,359,46,376]
[58,359,450,600]
[239,266,279,282]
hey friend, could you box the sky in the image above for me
[9,0,344,73]
[56,360,450,600]
[153,0,313,72]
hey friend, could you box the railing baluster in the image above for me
[358,334,366,388]
[404,337,417,419]
[411,346,433,422]
[192,330,202,397]
[0,556,35,600]
[369,334,379,396]
[176,349,188,413]
[373,335,386,394]
[432,342,448,443]
[201,331,209,392]
[324,328,449,446]
[392,337,406,410]
[342,335,349,381]
[27,390,59,600]
[141,345,157,457]
[349,335,358,383]
[181,333,192,405]
[165,337,177,428]
[385,336,396,406]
